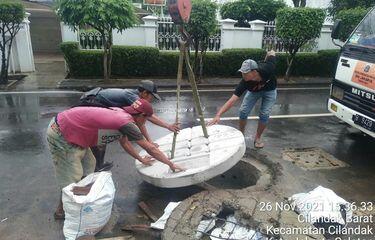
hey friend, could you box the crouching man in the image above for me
[46,99,183,219]
[78,80,180,171]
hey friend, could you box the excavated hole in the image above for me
[206,160,260,189]
[162,156,273,240]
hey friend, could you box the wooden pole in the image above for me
[171,24,209,158]
[183,44,208,138]
[171,37,185,159]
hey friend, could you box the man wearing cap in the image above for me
[46,99,183,219]
[208,50,277,148]
[79,80,179,171]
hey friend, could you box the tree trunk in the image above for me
[0,31,8,84]
[193,40,199,79]
[102,31,109,82]
[5,38,14,82]
[103,47,108,81]
[285,54,295,82]
[107,31,113,80]
[198,44,204,82]
[198,52,203,82]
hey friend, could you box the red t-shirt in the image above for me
[57,107,135,147]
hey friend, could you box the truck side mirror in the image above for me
[331,19,342,39]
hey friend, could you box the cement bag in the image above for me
[289,186,352,225]
[62,172,115,240]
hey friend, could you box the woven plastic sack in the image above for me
[62,172,115,240]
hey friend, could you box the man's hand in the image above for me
[170,163,185,173]
[207,115,220,126]
[140,156,155,166]
[167,122,180,133]
[150,141,159,148]
[265,50,276,60]
[137,139,185,172]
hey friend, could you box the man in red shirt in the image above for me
[47,99,183,219]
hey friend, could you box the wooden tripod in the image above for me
[171,26,208,159]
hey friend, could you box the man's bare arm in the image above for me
[136,122,156,146]
[136,139,183,172]
[208,94,239,125]
[119,137,154,166]
[148,114,180,133]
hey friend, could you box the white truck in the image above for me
[329,7,375,138]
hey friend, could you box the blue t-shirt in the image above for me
[96,88,139,107]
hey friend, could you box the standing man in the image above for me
[208,50,277,148]
[79,80,180,170]
[47,99,183,219]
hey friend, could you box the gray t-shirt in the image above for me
[119,122,144,142]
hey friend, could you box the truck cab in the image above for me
[328,7,375,138]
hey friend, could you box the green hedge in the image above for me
[112,46,159,76]
[61,42,339,78]
[156,51,180,76]
[274,50,340,76]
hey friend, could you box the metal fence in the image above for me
[262,21,283,51]
[77,20,317,52]
[262,21,317,52]
[79,29,107,50]
[157,17,221,51]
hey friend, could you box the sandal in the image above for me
[54,212,65,220]
[254,140,264,149]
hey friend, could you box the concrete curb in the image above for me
[58,77,331,91]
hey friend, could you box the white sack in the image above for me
[62,172,115,240]
[289,186,352,225]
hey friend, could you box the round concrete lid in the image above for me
[135,125,246,188]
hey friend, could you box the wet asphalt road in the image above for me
[0,88,374,239]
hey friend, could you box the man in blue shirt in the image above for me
[79,80,179,170]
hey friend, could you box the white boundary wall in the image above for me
[284,0,330,8]
[61,15,158,48]
[61,15,339,52]
[0,13,35,73]
[220,19,266,49]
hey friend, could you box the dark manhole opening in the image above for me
[206,160,260,189]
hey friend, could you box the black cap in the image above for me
[139,80,161,100]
